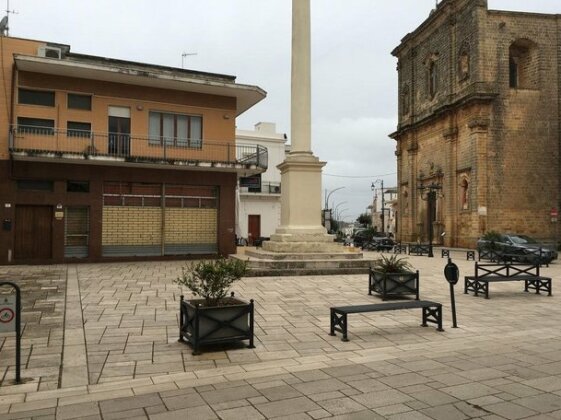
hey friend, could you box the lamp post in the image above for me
[333,201,347,215]
[325,187,345,210]
[371,180,385,234]
[418,182,442,258]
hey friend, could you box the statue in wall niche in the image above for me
[458,42,470,81]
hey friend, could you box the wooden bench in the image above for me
[329,300,443,341]
[464,262,552,299]
[368,269,419,301]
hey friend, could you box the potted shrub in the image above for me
[176,258,254,355]
[368,254,419,300]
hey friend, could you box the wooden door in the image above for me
[108,116,131,156]
[15,206,52,260]
[248,215,261,246]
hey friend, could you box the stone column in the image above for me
[263,0,337,253]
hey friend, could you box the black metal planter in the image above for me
[179,295,255,355]
[368,270,420,301]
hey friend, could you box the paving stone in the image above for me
[259,385,303,401]
[99,393,163,413]
[200,384,260,405]
[148,404,217,419]
[216,405,265,420]
[350,389,415,409]
[56,402,100,419]
[317,396,367,415]
[482,401,539,419]
[255,396,321,418]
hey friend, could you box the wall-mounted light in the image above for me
[223,114,231,120]
[136,105,144,111]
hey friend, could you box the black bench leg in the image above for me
[436,306,444,331]
[329,309,336,336]
[485,282,489,299]
[524,280,529,292]
[339,313,349,342]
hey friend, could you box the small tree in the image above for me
[175,258,248,307]
[356,213,372,227]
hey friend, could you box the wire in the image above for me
[323,172,397,179]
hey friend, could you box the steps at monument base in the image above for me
[247,266,370,277]
[231,254,372,277]
[244,249,363,260]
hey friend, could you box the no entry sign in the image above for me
[0,295,16,333]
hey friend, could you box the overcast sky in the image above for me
[8,0,560,222]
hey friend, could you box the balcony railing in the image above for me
[240,181,281,195]
[9,126,268,171]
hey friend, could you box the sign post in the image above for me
[0,282,21,383]
[443,258,459,328]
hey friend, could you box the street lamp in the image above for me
[325,187,345,210]
[418,182,442,258]
[333,201,347,215]
[371,180,385,234]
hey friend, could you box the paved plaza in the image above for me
[1,250,561,419]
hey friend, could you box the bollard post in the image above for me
[0,281,22,383]
[443,258,459,328]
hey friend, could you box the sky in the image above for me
[6,0,560,222]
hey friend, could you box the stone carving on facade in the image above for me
[458,42,470,82]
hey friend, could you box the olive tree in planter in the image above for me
[176,258,254,355]
[368,254,419,301]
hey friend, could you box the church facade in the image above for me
[391,0,561,248]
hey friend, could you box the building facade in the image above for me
[236,122,287,244]
[391,0,561,248]
[0,36,266,264]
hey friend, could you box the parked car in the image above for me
[477,234,558,264]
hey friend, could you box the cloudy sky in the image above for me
[8,0,560,221]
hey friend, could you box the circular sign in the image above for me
[0,307,15,323]
[444,258,460,285]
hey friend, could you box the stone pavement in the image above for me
[1,249,561,418]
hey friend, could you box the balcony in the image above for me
[9,126,268,174]
[239,181,281,195]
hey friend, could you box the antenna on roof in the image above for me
[181,52,197,69]
[2,0,18,36]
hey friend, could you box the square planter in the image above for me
[179,295,255,355]
[368,269,419,301]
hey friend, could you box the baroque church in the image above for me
[391,0,561,248]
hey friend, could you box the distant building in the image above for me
[236,123,288,245]
[0,36,266,263]
[371,188,398,235]
[391,0,561,247]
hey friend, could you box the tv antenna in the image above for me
[1,0,18,36]
[181,52,197,69]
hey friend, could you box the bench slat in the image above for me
[332,300,440,314]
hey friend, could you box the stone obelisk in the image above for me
[262,0,338,253]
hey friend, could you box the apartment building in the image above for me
[0,36,266,264]
[236,122,287,245]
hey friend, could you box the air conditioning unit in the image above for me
[239,187,249,193]
[37,46,62,59]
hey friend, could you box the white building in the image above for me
[371,187,398,236]
[236,122,288,245]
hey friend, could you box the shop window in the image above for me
[17,180,53,191]
[67,181,90,193]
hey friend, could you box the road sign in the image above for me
[0,295,16,332]
[0,282,22,383]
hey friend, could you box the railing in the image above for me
[239,181,281,194]
[9,126,268,170]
